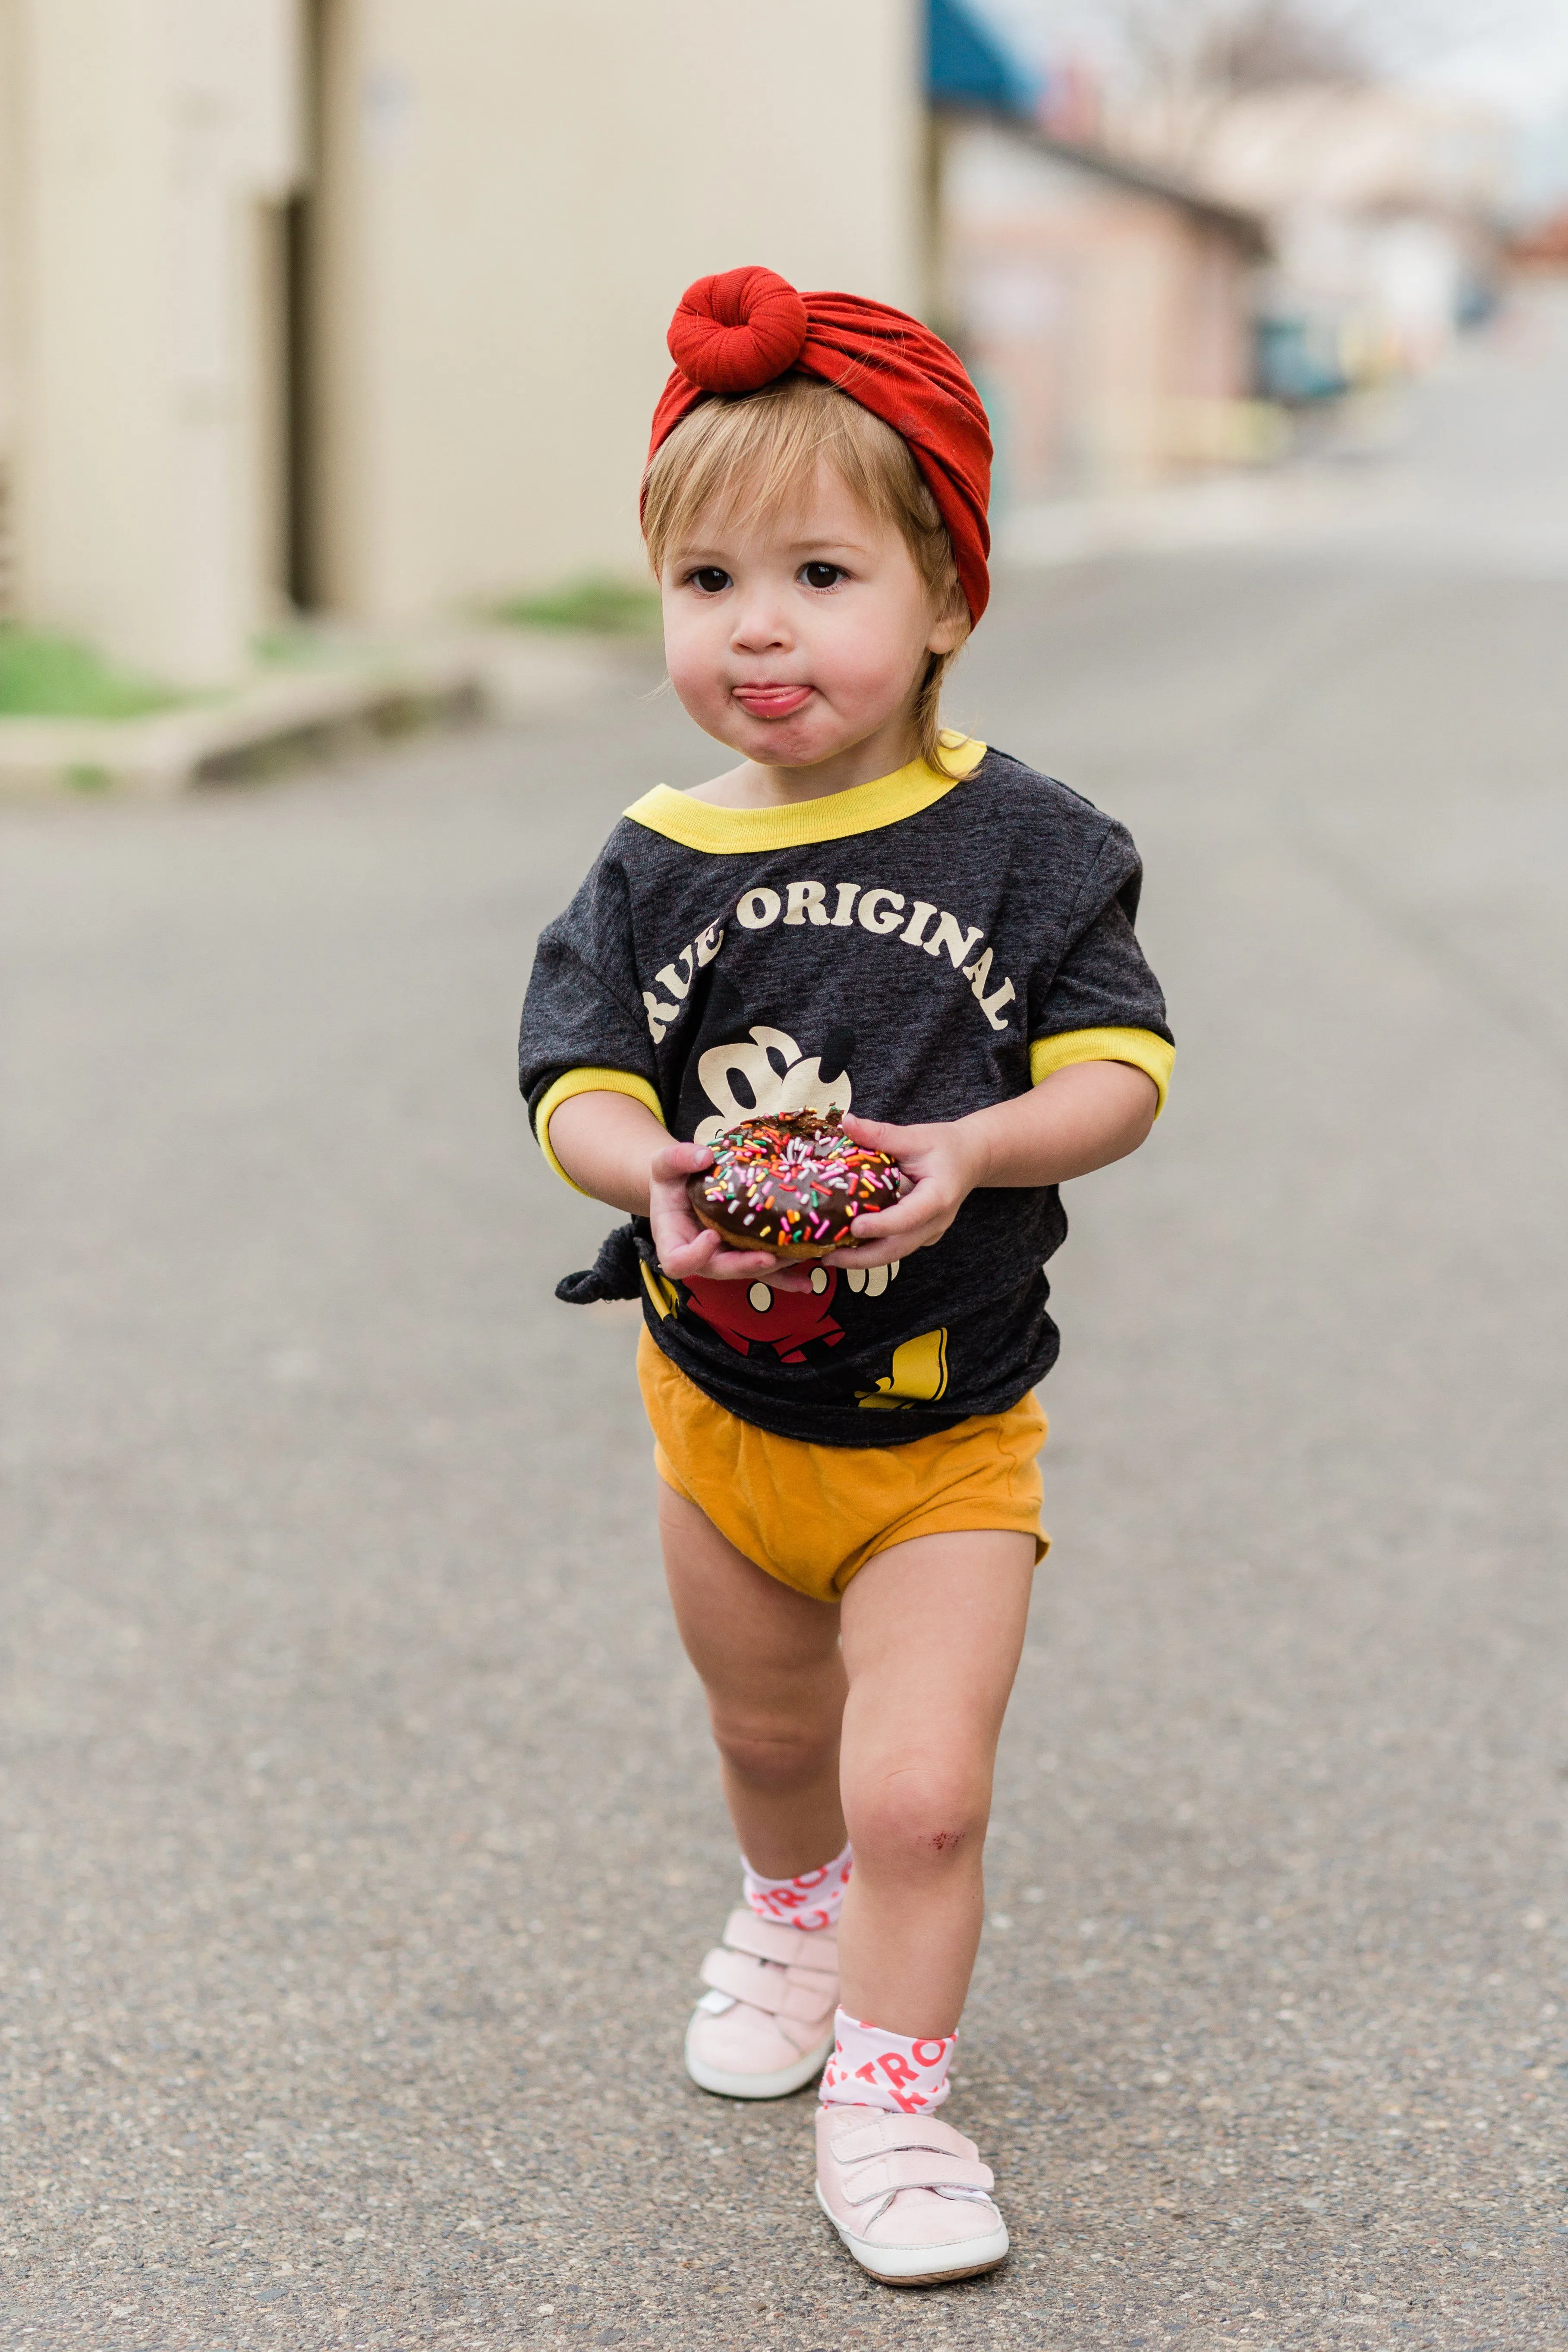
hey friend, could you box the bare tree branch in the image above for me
[1098,0,1535,95]
[1196,0,1367,94]
[1080,0,1535,170]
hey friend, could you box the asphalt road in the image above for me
[5,302,1568,2351]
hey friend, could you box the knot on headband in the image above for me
[668,266,809,395]
[649,265,994,621]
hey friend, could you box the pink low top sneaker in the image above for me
[684,1908,839,2099]
[815,2103,1010,2284]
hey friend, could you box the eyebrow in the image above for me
[670,535,874,564]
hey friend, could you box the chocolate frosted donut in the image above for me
[688,1108,901,1262]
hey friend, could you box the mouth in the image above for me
[731,683,814,718]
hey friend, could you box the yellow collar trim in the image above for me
[622,736,987,854]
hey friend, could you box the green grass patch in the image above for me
[0,627,184,718]
[252,627,364,671]
[493,575,661,636]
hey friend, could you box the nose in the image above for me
[729,590,792,656]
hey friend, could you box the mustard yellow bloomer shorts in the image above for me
[638,1328,1048,1603]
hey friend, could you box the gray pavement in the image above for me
[5,302,1568,2351]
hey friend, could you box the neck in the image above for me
[728,716,925,809]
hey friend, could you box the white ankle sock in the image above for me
[820,2007,955,2114]
[740,1841,853,1932]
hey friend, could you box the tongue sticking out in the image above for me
[733,684,813,717]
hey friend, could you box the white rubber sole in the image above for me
[683,2017,834,2100]
[815,2182,1010,2285]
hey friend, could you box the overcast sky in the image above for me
[976,0,1568,121]
[1414,10,1568,120]
[973,0,1568,207]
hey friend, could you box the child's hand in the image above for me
[824,1111,987,1269]
[826,1064,1160,1269]
[647,1140,817,1291]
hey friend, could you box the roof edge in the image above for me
[934,101,1271,256]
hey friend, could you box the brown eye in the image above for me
[690,567,730,594]
[802,562,843,590]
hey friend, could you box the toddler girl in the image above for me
[519,266,1172,2284]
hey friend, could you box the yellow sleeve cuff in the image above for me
[1029,1026,1174,1116]
[533,1066,666,1193]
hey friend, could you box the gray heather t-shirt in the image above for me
[519,745,1171,1448]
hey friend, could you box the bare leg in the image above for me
[836,1529,1036,2039]
[658,1482,848,1878]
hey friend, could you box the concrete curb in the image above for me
[0,627,622,797]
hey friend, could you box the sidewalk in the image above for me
[0,624,623,797]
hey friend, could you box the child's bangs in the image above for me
[642,379,919,573]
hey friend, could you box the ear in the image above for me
[925,583,970,658]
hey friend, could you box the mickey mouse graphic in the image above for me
[674,1021,898,1360]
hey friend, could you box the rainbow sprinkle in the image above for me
[691,1109,900,1253]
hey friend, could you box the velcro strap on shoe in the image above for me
[719,1908,839,1974]
[839,2149,995,2206]
[828,2113,979,2166]
[699,1947,836,2024]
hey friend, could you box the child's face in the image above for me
[658,463,963,771]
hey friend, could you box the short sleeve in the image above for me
[1027,822,1173,1106]
[519,850,664,1181]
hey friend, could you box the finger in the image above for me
[650,1140,713,1180]
[661,1233,788,1282]
[652,1225,719,1275]
[648,1198,705,1252]
[839,1109,912,1152]
[844,1184,946,1242]
[702,1252,798,1281]
[836,1218,945,1262]
[659,1233,818,1289]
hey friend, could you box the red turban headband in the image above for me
[647,264,993,623]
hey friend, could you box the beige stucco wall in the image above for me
[0,0,19,603]
[9,0,304,683]
[310,0,924,620]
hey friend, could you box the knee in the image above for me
[844,1759,990,1876]
[711,1710,837,1794]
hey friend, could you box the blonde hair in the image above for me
[641,375,971,775]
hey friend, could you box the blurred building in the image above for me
[1511,207,1568,269]
[1159,84,1508,398]
[0,0,921,685]
[0,0,1282,690]
[935,110,1267,501]
[929,4,1268,501]
[305,3,921,649]
[0,0,306,685]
